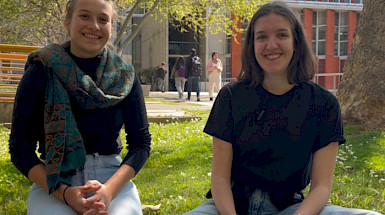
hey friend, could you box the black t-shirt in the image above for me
[204,81,345,193]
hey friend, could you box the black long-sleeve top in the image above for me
[9,49,151,178]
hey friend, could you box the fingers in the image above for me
[82,202,109,215]
[82,180,102,192]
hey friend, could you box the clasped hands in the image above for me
[62,180,112,215]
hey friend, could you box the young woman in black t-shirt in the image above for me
[185,1,380,215]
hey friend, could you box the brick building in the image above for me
[231,0,364,91]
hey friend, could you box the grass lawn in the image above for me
[0,110,384,214]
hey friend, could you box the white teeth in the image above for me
[84,33,99,39]
[266,54,280,59]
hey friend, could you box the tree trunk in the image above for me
[337,0,385,129]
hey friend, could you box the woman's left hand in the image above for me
[82,180,113,215]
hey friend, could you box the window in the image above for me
[225,57,232,80]
[226,36,231,54]
[312,11,326,56]
[334,12,348,56]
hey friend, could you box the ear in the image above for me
[64,20,71,35]
[109,26,113,39]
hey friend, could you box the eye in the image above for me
[99,17,110,24]
[278,33,289,38]
[79,14,89,19]
[255,35,267,41]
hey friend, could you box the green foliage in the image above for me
[0,126,31,214]
[1,121,384,214]
[0,0,269,47]
[0,0,67,45]
[138,67,158,85]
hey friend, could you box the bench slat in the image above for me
[0,84,18,88]
[0,44,41,102]
[0,74,23,78]
[0,97,15,102]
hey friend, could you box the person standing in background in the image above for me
[156,62,167,92]
[185,48,202,102]
[171,56,187,100]
[206,52,223,101]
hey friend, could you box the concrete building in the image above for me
[119,0,364,92]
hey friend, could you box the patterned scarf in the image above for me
[25,42,135,193]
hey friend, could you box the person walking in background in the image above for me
[206,52,223,101]
[185,48,202,101]
[156,62,167,92]
[8,0,151,214]
[171,56,187,100]
[185,1,381,215]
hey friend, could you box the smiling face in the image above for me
[64,0,113,58]
[213,53,218,60]
[253,13,294,78]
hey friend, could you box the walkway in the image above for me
[146,91,214,123]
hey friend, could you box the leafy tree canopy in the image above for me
[0,0,269,52]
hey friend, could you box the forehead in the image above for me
[74,0,113,16]
[253,13,292,33]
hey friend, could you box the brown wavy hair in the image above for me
[238,1,316,86]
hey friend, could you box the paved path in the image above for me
[145,91,215,122]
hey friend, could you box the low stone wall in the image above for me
[0,102,14,125]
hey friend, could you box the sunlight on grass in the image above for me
[1,121,384,214]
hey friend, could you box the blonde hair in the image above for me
[64,0,117,23]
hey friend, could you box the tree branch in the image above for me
[113,0,144,47]
[117,0,162,55]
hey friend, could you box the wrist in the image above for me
[62,186,70,205]
[52,185,68,203]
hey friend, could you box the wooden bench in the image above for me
[0,44,41,102]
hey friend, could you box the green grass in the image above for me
[0,112,384,214]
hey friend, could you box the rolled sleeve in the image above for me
[203,85,234,143]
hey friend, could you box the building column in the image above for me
[347,10,357,54]
[325,9,338,89]
[303,8,313,49]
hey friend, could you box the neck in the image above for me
[262,76,294,95]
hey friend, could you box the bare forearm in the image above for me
[27,164,68,201]
[104,164,135,199]
[211,177,237,215]
[295,186,331,215]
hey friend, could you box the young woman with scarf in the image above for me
[9,0,151,214]
[185,1,381,215]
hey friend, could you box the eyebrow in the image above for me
[78,9,111,18]
[255,28,290,35]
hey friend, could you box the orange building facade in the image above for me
[230,0,364,91]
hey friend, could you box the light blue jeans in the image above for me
[27,153,142,215]
[185,189,382,215]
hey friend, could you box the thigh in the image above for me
[108,181,142,215]
[319,205,382,215]
[187,78,192,87]
[27,184,77,215]
[275,203,300,215]
[194,77,199,86]
[184,200,219,215]
[175,77,181,87]
[277,204,382,215]
[217,75,221,89]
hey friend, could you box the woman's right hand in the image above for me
[62,186,108,215]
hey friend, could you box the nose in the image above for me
[88,18,100,31]
[266,37,278,50]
